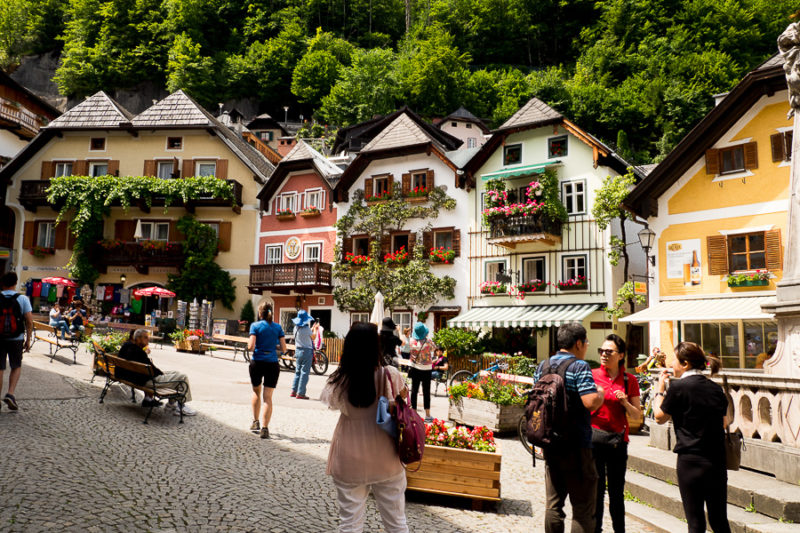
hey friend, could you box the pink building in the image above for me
[251,142,342,332]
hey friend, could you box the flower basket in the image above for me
[405,443,501,502]
[727,271,770,287]
[344,253,371,266]
[557,276,587,291]
[299,208,321,218]
[276,212,296,221]
[174,339,203,352]
[30,246,55,258]
[429,247,456,264]
[383,246,409,265]
[479,282,506,295]
[448,397,525,433]
[728,279,769,288]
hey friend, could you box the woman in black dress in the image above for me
[653,341,730,533]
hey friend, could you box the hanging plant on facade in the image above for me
[482,169,567,233]
[333,182,457,312]
[48,175,234,284]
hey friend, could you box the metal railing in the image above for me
[488,214,563,239]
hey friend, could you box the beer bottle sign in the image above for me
[690,250,701,285]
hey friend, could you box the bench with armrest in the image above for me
[98,351,188,424]
[200,334,251,362]
[32,321,81,363]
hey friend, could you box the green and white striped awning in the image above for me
[448,304,601,329]
[481,161,561,181]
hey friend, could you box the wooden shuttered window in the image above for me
[182,159,194,178]
[380,233,391,257]
[705,149,720,175]
[114,220,137,241]
[67,228,77,250]
[364,178,373,200]
[218,222,232,251]
[422,231,433,256]
[407,232,416,257]
[743,142,758,170]
[22,221,35,249]
[143,160,156,176]
[107,160,120,176]
[707,235,728,275]
[168,220,185,242]
[73,160,88,176]
[54,222,67,249]
[426,168,435,189]
[401,173,411,196]
[216,159,228,179]
[41,161,54,180]
[771,132,793,162]
[452,229,461,257]
[765,228,782,271]
[341,236,353,262]
[705,143,758,175]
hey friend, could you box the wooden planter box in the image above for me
[405,444,501,502]
[448,397,525,433]
[276,213,295,221]
[405,195,429,203]
[299,210,321,218]
[728,279,769,287]
[174,339,204,353]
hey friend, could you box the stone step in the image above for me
[624,470,796,533]
[626,434,800,522]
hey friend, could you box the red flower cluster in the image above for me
[276,209,294,216]
[407,186,429,198]
[140,240,174,252]
[557,275,587,289]
[365,191,391,202]
[429,246,455,263]
[345,252,371,265]
[424,418,496,452]
[97,239,124,250]
[383,246,409,265]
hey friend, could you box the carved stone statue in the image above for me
[779,22,800,115]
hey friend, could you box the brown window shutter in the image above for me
[426,168,435,189]
[706,235,729,275]
[218,222,232,251]
[182,159,194,178]
[380,233,391,257]
[765,229,782,271]
[54,222,67,249]
[67,226,77,250]
[422,231,433,257]
[172,157,180,178]
[108,160,120,176]
[402,173,411,196]
[114,220,137,241]
[786,131,793,161]
[364,178,373,199]
[216,159,228,179]
[41,161,54,180]
[73,160,88,176]
[772,134,785,162]
[408,232,416,257]
[168,220,185,242]
[342,236,353,261]
[452,229,461,257]
[743,141,758,169]
[387,174,394,196]
[705,149,720,175]
[23,221,35,249]
[143,160,156,176]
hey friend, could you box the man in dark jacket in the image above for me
[118,329,197,415]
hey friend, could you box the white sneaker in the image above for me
[172,403,197,416]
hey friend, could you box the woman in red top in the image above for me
[591,334,642,533]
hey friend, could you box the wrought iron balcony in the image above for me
[487,214,563,248]
[248,262,333,295]
[91,241,184,275]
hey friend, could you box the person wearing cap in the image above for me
[291,309,315,400]
[409,321,437,422]
[380,317,402,367]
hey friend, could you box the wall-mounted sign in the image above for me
[666,239,702,286]
[285,237,301,260]
[634,281,647,295]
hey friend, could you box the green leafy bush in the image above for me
[432,327,482,357]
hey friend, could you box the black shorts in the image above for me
[249,360,280,388]
[0,340,24,371]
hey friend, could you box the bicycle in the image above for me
[280,347,329,375]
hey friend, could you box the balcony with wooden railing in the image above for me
[242,131,283,165]
[487,214,563,248]
[248,262,333,294]
[18,180,54,212]
[91,241,184,274]
[0,97,46,139]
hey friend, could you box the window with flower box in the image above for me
[424,228,460,261]
[707,229,782,275]
[523,256,546,282]
[548,136,568,158]
[485,260,507,283]
[503,144,522,166]
[279,193,297,213]
[373,176,391,197]
[139,221,169,242]
[401,169,434,197]
[305,189,324,210]
[36,221,56,248]
[562,255,586,282]
[352,236,369,256]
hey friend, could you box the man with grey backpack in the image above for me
[0,272,33,412]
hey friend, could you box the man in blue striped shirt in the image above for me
[534,322,604,533]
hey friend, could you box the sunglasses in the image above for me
[597,348,617,356]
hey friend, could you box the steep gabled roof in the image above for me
[362,113,440,152]
[131,90,211,127]
[0,70,60,118]
[496,97,562,132]
[256,141,342,209]
[439,106,490,133]
[246,113,288,136]
[624,55,786,218]
[45,91,132,129]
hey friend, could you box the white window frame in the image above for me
[195,160,217,177]
[562,180,586,215]
[156,160,174,180]
[467,137,477,148]
[392,311,413,332]
[165,137,183,151]
[503,143,522,166]
[351,312,370,325]
[562,254,587,281]
[305,188,324,210]
[139,221,170,242]
[89,137,106,152]
[303,242,322,262]
[279,192,297,213]
[352,236,370,256]
[89,162,109,177]
[36,221,56,248]
[265,244,283,264]
[485,259,508,283]
[373,176,391,196]
[54,162,73,177]
[411,171,428,190]
[433,229,454,250]
[522,256,547,282]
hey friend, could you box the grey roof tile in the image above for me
[131,90,211,127]
[45,92,132,129]
[362,114,440,152]
[282,141,342,182]
[498,97,562,131]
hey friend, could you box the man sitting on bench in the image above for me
[118,329,197,416]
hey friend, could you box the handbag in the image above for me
[394,386,426,466]
[722,375,745,470]
[376,368,398,438]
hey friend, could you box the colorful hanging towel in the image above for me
[40,283,50,298]
[131,296,143,314]
[104,285,114,301]
[32,282,42,297]
[47,287,58,303]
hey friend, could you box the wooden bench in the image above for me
[211,334,251,362]
[32,321,81,364]
[98,352,189,424]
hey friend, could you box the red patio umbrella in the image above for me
[41,276,78,287]
[134,286,176,298]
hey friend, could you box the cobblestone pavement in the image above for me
[0,342,655,532]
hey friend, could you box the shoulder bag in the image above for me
[722,375,745,470]
[591,372,629,448]
[376,367,398,438]
[393,380,426,465]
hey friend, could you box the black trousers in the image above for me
[544,447,598,533]
[676,453,731,533]
[593,442,627,533]
[409,368,431,410]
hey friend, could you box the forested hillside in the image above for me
[0,0,795,162]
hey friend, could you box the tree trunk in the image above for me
[405,0,410,34]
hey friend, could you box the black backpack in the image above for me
[0,293,25,339]
[524,357,575,451]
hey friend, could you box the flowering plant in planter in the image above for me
[728,270,771,286]
[344,252,371,266]
[140,240,174,252]
[507,279,548,300]
[170,329,206,342]
[429,247,456,263]
[276,208,294,217]
[300,206,321,216]
[480,281,506,295]
[98,239,124,250]
[425,419,497,452]
[383,246,409,265]
[448,375,527,406]
[365,191,391,202]
[30,246,55,258]
[557,275,587,290]
[407,185,429,198]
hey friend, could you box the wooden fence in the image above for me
[323,338,344,364]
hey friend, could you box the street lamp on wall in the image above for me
[637,227,656,266]
[120,273,126,284]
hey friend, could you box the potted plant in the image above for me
[29,246,55,258]
[406,185,429,201]
[405,419,501,502]
[727,270,770,287]
[344,252,371,266]
[276,208,295,220]
[170,329,206,352]
[383,246,409,265]
[98,239,124,250]
[299,206,321,217]
[479,281,506,295]
[365,191,391,203]
[448,375,527,432]
[557,275,587,290]
[429,247,456,264]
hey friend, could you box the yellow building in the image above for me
[623,56,789,369]
[0,90,274,321]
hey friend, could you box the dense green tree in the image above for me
[166,33,218,108]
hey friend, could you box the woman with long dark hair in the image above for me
[653,342,730,533]
[591,334,641,533]
[247,302,286,439]
[321,322,409,533]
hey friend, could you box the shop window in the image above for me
[157,161,173,180]
[166,137,183,150]
[54,162,73,177]
[503,144,522,166]
[728,232,766,271]
[562,255,586,281]
[744,321,778,369]
[562,181,585,215]
[353,237,369,256]
[548,136,568,158]
[265,245,282,264]
[523,256,546,282]
[682,320,777,369]
[36,221,56,248]
[89,138,106,151]
[351,312,370,325]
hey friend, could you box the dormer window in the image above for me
[90,138,106,151]
[451,121,458,127]
[166,137,183,150]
